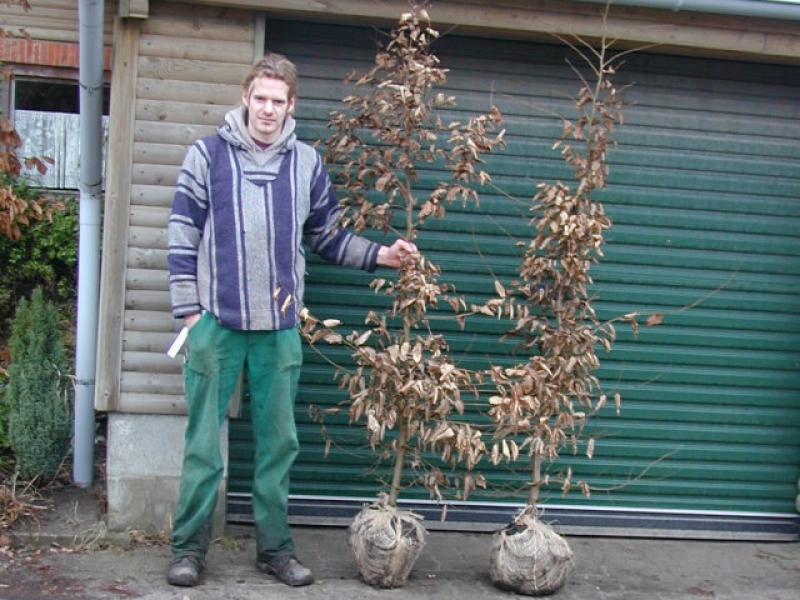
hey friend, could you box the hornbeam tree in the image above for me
[301,6,505,588]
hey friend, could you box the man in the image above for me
[166,52,414,588]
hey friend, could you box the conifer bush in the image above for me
[4,287,71,481]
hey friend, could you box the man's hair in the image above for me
[242,52,298,100]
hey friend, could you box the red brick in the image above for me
[0,39,113,71]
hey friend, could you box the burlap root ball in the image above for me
[348,501,427,588]
[489,511,575,596]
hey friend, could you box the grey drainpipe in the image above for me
[74,0,104,487]
[574,0,800,20]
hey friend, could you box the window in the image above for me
[13,78,110,190]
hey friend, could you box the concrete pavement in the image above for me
[2,486,799,599]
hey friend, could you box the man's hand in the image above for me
[184,313,202,329]
[377,239,418,269]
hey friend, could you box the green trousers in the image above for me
[170,312,302,562]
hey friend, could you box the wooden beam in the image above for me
[254,12,265,60]
[119,0,149,19]
[95,17,142,413]
[164,0,800,63]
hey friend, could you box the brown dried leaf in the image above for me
[280,293,292,317]
[645,313,663,327]
[354,330,372,346]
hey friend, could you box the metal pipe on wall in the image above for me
[574,0,800,21]
[74,0,105,487]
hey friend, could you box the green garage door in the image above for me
[228,18,800,538]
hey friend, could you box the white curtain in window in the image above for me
[14,109,109,190]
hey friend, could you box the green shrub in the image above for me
[0,180,77,349]
[5,287,72,482]
[0,379,6,469]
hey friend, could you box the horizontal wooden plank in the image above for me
[135,98,229,126]
[142,13,252,42]
[118,392,185,415]
[127,246,167,270]
[138,55,249,84]
[126,267,168,291]
[129,225,167,250]
[131,163,179,186]
[133,142,187,167]
[122,350,181,374]
[139,33,253,63]
[8,0,97,9]
[125,309,175,332]
[0,6,114,29]
[0,5,79,20]
[151,0,250,20]
[137,77,241,106]
[121,371,183,395]
[130,183,175,207]
[134,120,217,145]
[129,204,169,228]
[123,330,175,352]
[125,288,170,311]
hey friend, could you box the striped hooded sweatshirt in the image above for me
[168,106,380,330]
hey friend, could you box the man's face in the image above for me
[242,76,295,145]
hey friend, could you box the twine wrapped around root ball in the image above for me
[490,510,575,596]
[349,496,427,588]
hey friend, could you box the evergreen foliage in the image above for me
[4,287,72,481]
[0,180,75,348]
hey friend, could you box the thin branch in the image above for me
[491,91,565,121]
[565,57,594,99]
[303,338,355,375]
[608,42,661,66]
[573,34,602,60]
[587,448,682,493]
[552,33,601,77]
[487,180,529,209]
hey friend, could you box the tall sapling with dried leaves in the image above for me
[301,7,505,588]
[478,27,639,597]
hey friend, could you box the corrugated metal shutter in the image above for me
[228,18,800,536]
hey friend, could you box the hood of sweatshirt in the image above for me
[218,105,297,172]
